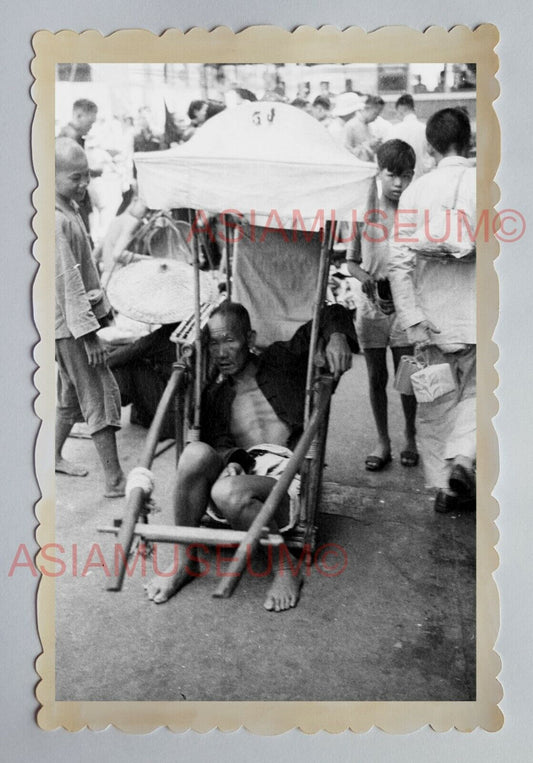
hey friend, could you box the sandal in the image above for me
[400,450,419,467]
[449,464,475,496]
[365,453,392,472]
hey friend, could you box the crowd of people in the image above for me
[54,82,477,611]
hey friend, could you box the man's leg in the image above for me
[391,345,418,465]
[56,337,125,490]
[416,346,476,513]
[144,442,223,604]
[211,474,302,612]
[363,348,392,469]
[444,347,477,502]
[55,416,89,476]
[91,426,126,497]
[55,344,89,477]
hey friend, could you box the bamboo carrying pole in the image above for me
[300,220,335,530]
[223,214,233,301]
[191,229,203,435]
[213,376,334,599]
[106,366,186,591]
[99,523,285,548]
[303,221,335,428]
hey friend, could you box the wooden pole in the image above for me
[213,376,334,599]
[106,366,186,591]
[303,221,334,428]
[192,229,202,433]
[223,214,233,301]
[98,523,285,548]
[301,220,335,525]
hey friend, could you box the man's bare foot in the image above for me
[264,570,303,612]
[104,473,126,498]
[55,458,89,477]
[144,552,197,604]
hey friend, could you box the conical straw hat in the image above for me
[107,258,215,324]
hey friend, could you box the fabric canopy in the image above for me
[134,102,377,225]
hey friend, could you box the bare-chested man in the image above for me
[144,301,357,611]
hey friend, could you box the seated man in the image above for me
[106,322,179,441]
[144,300,357,611]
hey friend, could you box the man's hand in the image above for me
[407,320,441,349]
[220,462,244,479]
[83,334,108,367]
[325,332,352,378]
[360,273,376,301]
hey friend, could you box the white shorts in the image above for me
[207,443,301,533]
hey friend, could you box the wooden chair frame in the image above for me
[99,218,338,597]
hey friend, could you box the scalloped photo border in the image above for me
[31,24,501,733]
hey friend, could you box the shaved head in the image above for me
[55,137,87,171]
[55,138,90,201]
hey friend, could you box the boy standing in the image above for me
[347,139,418,471]
[55,138,125,497]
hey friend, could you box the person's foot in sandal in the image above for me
[400,449,419,467]
[365,442,392,471]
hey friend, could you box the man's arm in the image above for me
[346,222,376,301]
[82,332,108,366]
[323,331,353,378]
[277,303,357,378]
[388,204,441,347]
[55,214,101,340]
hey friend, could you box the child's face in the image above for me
[56,153,90,203]
[379,167,414,203]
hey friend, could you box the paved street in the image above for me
[54,351,475,701]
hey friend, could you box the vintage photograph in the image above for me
[32,26,500,732]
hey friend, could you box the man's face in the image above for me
[396,105,409,121]
[378,166,414,202]
[56,152,90,203]
[207,314,251,377]
[74,108,97,136]
[313,105,328,122]
[362,105,380,124]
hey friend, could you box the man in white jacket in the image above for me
[388,107,476,513]
[388,93,435,178]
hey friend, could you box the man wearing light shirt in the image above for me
[388,108,476,513]
[388,93,435,178]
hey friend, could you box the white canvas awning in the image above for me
[134,102,377,226]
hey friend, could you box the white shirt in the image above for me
[326,117,347,147]
[388,112,435,178]
[369,115,392,143]
[388,156,476,346]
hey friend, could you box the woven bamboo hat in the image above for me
[107,259,215,324]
